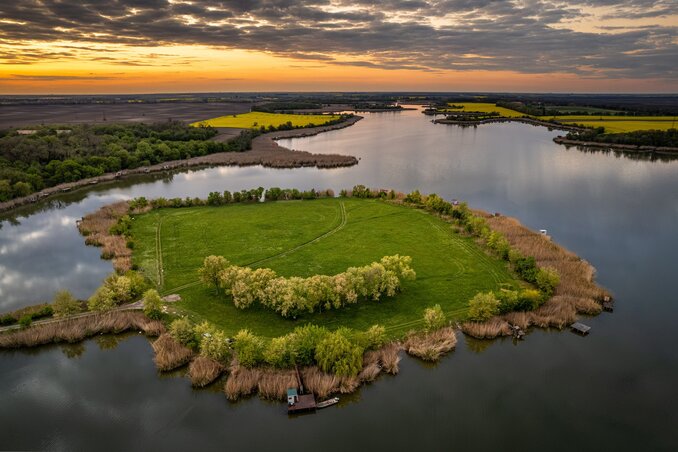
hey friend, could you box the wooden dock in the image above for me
[288,394,317,414]
[570,322,591,335]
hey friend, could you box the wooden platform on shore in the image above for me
[288,394,317,414]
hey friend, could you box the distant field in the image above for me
[445,102,525,117]
[191,111,342,129]
[547,106,621,114]
[541,116,677,133]
[130,198,519,338]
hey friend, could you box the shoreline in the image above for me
[434,116,584,132]
[553,136,678,155]
[0,116,362,214]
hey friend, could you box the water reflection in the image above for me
[0,110,677,450]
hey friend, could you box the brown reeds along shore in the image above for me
[0,116,361,214]
[78,201,135,272]
[0,311,164,349]
[461,212,610,338]
[188,356,225,387]
[152,333,194,372]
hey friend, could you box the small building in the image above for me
[539,229,548,235]
[287,388,298,405]
[17,129,37,135]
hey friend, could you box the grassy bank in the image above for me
[129,198,520,338]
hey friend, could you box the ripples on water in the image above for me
[1,109,677,450]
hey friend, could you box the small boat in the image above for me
[316,397,339,409]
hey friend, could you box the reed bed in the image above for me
[224,363,262,401]
[379,342,402,374]
[78,201,132,272]
[358,362,382,382]
[152,333,194,372]
[403,327,457,361]
[188,356,225,388]
[0,311,164,349]
[257,369,298,400]
[461,319,512,339]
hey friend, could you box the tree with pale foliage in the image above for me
[199,255,230,293]
[467,292,500,321]
[143,289,163,319]
[87,286,117,312]
[52,290,81,318]
[424,304,447,331]
[536,267,560,296]
[169,317,197,347]
[199,327,231,362]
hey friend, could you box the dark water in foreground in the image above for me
[1,109,677,450]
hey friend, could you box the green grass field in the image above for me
[130,199,520,338]
[445,102,525,118]
[190,111,342,129]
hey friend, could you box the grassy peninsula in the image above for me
[130,197,520,338]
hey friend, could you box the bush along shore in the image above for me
[554,128,678,155]
[0,115,360,213]
[0,185,610,404]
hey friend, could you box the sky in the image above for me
[0,0,676,94]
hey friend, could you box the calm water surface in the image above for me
[1,109,677,450]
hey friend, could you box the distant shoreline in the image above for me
[553,136,678,155]
[0,117,362,214]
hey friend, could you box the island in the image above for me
[0,186,611,406]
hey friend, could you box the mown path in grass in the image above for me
[130,199,520,339]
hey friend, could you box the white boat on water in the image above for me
[316,397,339,409]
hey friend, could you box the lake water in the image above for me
[1,109,677,451]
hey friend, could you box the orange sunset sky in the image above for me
[0,1,676,94]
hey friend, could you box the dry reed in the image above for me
[0,311,164,349]
[188,356,225,387]
[403,327,457,361]
[461,319,512,339]
[358,363,382,382]
[257,369,298,400]
[78,201,132,272]
[224,363,262,401]
[152,333,194,371]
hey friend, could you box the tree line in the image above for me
[199,255,416,318]
[565,128,678,148]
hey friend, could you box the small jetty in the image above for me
[287,366,339,414]
[570,322,591,336]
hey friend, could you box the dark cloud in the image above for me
[0,0,675,79]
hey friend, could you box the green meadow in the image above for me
[130,198,520,339]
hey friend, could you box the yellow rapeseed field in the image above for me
[540,116,677,133]
[445,102,525,118]
[191,112,342,128]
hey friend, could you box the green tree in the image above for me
[87,286,117,312]
[52,290,81,318]
[315,331,364,377]
[170,317,197,348]
[143,289,163,319]
[467,292,500,321]
[233,329,265,367]
[424,304,447,331]
[536,267,560,296]
[200,329,231,362]
[198,255,229,293]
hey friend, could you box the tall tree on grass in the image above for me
[233,329,265,367]
[199,255,230,293]
[143,289,163,320]
[52,290,81,318]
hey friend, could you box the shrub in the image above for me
[199,329,231,363]
[536,267,560,296]
[143,289,163,319]
[87,286,117,312]
[314,331,364,377]
[169,317,197,348]
[467,292,500,321]
[289,324,329,366]
[514,256,538,283]
[358,324,387,349]
[264,335,296,368]
[424,304,447,331]
[18,315,32,328]
[515,289,543,311]
[52,290,82,318]
[496,289,519,314]
[233,329,265,367]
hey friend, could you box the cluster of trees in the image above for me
[199,255,416,318]
[0,122,254,202]
[87,272,148,312]
[0,303,53,327]
[169,317,386,376]
[251,101,322,112]
[565,128,678,148]
[250,114,351,134]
